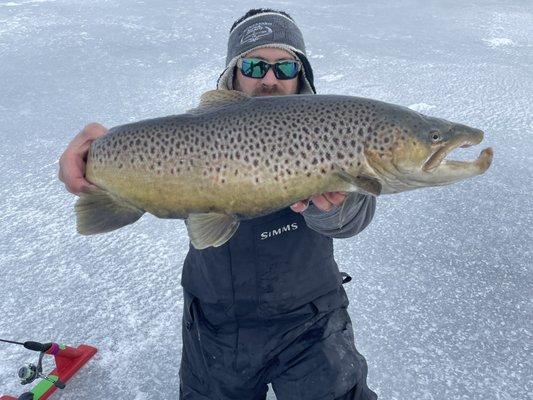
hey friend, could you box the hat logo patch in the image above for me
[240,22,273,44]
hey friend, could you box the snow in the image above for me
[408,103,437,112]
[0,0,531,399]
[483,37,516,47]
[318,74,345,82]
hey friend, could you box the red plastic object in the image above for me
[1,343,97,400]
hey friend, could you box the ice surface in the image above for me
[408,103,437,112]
[0,1,531,399]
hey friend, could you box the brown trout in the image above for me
[76,90,493,248]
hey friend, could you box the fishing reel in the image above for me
[0,339,96,400]
[17,351,65,389]
[18,363,39,385]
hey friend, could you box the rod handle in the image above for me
[23,341,52,352]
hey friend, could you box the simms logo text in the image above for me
[260,223,298,240]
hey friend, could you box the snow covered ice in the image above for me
[0,1,531,399]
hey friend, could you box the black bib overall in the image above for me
[180,208,377,400]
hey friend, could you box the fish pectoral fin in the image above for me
[187,90,250,114]
[185,213,240,249]
[75,187,145,235]
[333,164,382,196]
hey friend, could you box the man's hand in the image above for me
[291,191,348,213]
[58,122,108,195]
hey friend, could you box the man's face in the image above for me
[233,47,300,97]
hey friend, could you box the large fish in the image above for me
[76,90,493,249]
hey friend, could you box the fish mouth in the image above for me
[422,132,492,173]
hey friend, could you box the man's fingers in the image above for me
[290,192,348,213]
[60,159,90,194]
[311,194,334,211]
[290,199,309,213]
[324,191,348,206]
[64,177,91,195]
[311,192,348,211]
[58,123,108,195]
[79,123,108,142]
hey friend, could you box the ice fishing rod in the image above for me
[1,339,66,389]
[0,339,55,352]
[0,338,97,400]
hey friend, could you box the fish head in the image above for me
[363,108,493,193]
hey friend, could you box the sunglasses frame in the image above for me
[237,57,302,80]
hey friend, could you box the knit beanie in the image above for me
[217,11,316,94]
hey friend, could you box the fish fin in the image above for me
[185,213,240,249]
[333,164,382,196]
[187,90,250,114]
[75,187,145,235]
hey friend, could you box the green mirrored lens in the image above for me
[241,59,269,78]
[275,61,299,79]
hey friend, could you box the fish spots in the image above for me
[90,97,396,200]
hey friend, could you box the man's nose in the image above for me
[261,68,278,85]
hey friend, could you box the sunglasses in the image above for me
[237,58,302,80]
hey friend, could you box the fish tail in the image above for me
[75,187,144,235]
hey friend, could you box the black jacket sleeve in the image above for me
[301,193,376,239]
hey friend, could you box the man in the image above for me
[59,8,378,400]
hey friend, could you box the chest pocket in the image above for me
[252,209,342,317]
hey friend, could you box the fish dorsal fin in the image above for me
[333,164,382,197]
[185,213,240,249]
[187,90,251,114]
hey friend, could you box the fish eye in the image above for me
[430,132,441,142]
